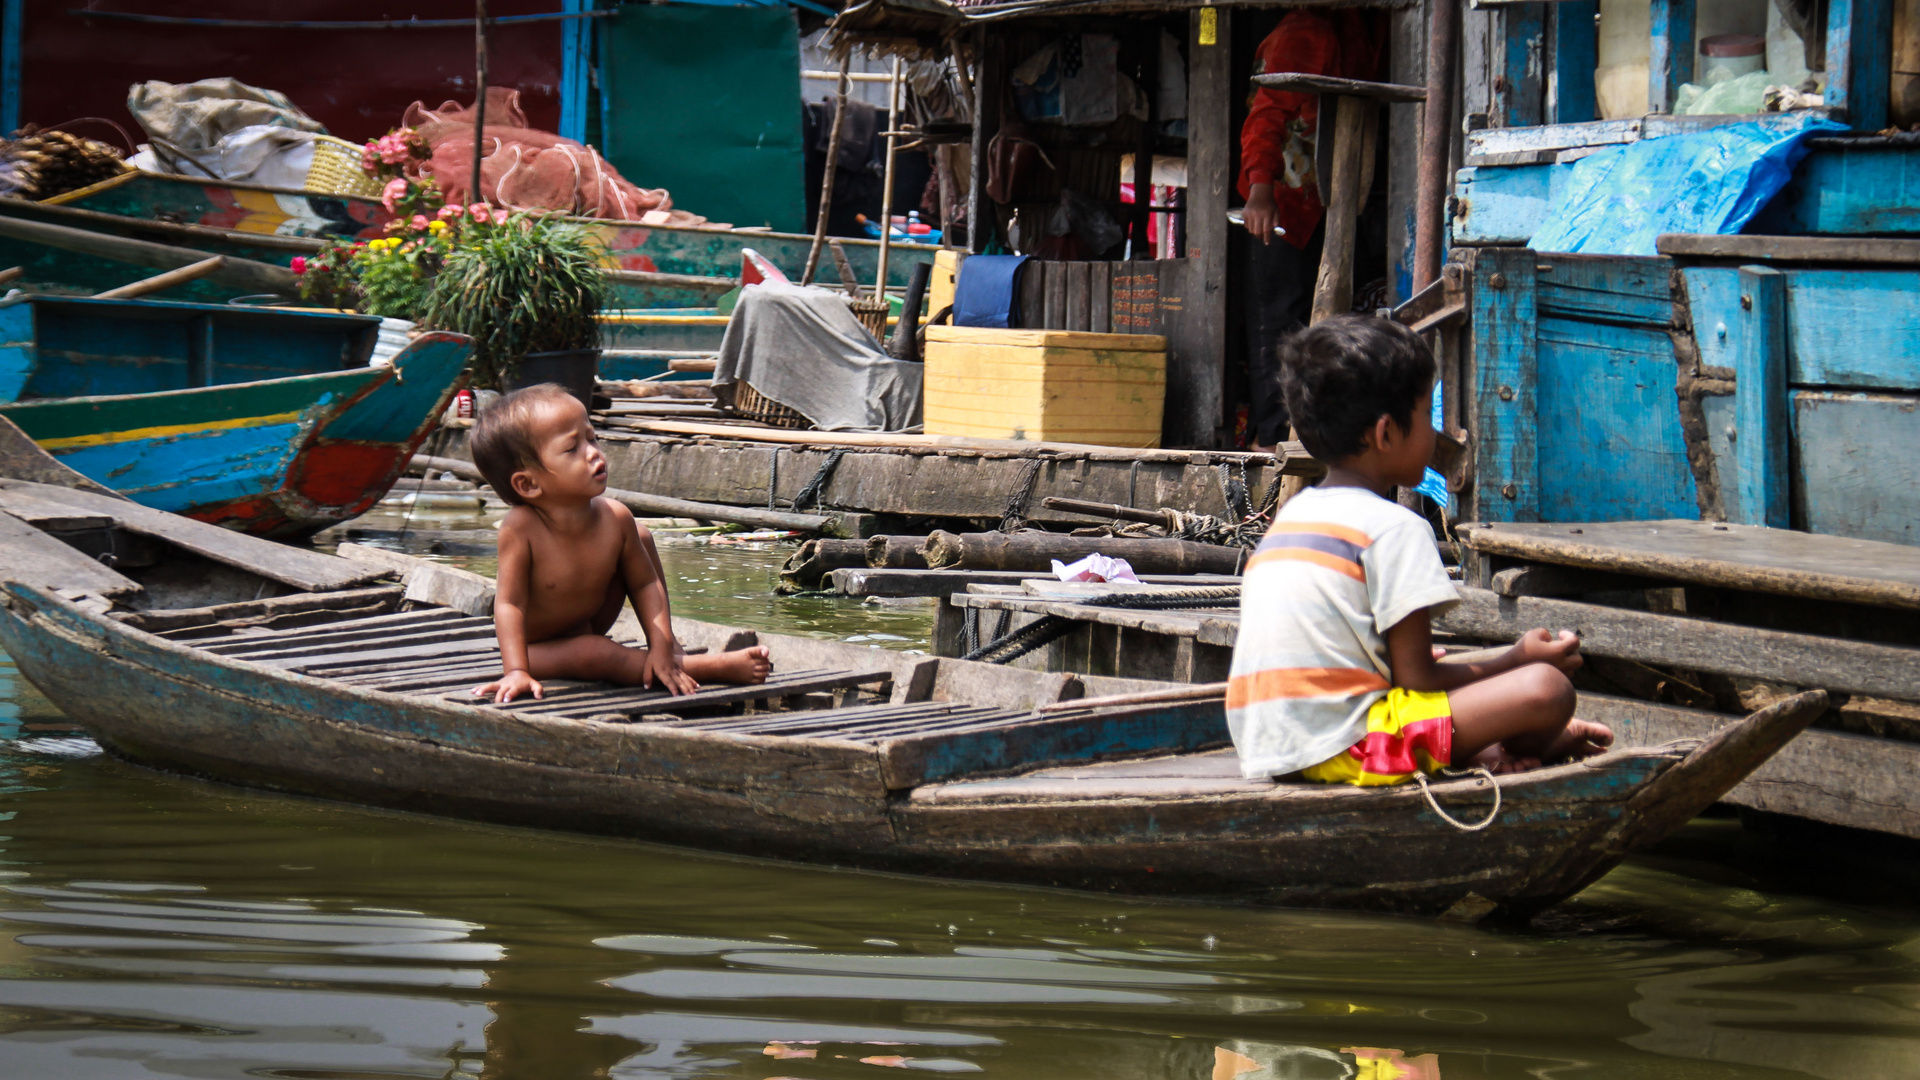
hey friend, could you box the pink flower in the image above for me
[380,177,409,212]
[290,256,307,274]
[437,204,464,220]
[410,214,430,231]
[468,203,492,224]
[376,132,414,165]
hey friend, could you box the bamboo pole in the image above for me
[92,256,228,299]
[873,57,903,302]
[802,55,852,286]
[471,0,491,208]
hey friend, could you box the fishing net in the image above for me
[402,89,706,224]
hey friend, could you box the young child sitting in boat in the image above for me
[1229,315,1612,783]
[467,384,771,703]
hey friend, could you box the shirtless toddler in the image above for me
[467,384,771,703]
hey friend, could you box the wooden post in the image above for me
[1496,3,1546,127]
[803,56,851,286]
[874,58,902,298]
[968,28,1000,255]
[1410,0,1453,294]
[1468,247,1538,523]
[1184,4,1231,447]
[1130,31,1159,257]
[1735,265,1790,529]
[1826,0,1895,131]
[1649,0,1696,115]
[1550,1,1598,124]
[471,0,490,206]
[1309,95,1371,324]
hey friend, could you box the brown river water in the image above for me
[0,512,1915,1078]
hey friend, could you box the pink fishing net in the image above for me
[402,89,706,224]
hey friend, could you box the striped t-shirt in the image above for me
[1227,485,1459,779]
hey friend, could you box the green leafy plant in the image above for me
[420,212,606,389]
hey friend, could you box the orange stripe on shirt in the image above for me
[1244,546,1366,583]
[1268,520,1375,548]
[1227,666,1391,708]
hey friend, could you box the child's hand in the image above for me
[475,669,543,704]
[644,649,700,696]
[1512,628,1582,673]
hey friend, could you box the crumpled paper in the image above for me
[1051,553,1139,583]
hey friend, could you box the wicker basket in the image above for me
[849,297,890,341]
[305,136,385,198]
[731,381,813,430]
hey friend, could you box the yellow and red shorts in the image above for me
[1300,687,1454,787]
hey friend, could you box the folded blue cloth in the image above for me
[952,254,1031,328]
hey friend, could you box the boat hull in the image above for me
[14,171,939,308]
[0,332,470,537]
[0,582,1821,917]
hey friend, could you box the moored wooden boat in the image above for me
[0,296,471,537]
[0,457,1829,916]
[7,170,939,308]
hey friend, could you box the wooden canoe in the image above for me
[0,509,1827,918]
[6,170,939,309]
[0,295,471,537]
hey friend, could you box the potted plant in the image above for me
[419,212,606,402]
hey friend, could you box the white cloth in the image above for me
[1226,486,1459,779]
[126,77,326,186]
[714,283,922,433]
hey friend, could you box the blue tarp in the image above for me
[1528,112,1847,256]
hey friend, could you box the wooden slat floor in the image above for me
[185,607,1035,745]
[912,749,1274,802]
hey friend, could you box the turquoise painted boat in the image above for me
[8,170,940,309]
[0,295,471,538]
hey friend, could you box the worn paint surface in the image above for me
[0,314,470,537]
[1794,391,1920,545]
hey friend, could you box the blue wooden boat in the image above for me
[0,295,471,538]
[0,450,1830,917]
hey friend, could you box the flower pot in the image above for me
[504,348,599,408]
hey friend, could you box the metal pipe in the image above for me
[803,56,852,286]
[1413,0,1459,292]
[873,57,902,303]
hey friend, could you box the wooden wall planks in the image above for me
[1468,247,1541,522]
[1648,0,1696,115]
[1549,1,1598,125]
[1534,315,1698,521]
[1685,265,1920,390]
[1794,391,1920,546]
[1735,267,1791,528]
[1825,0,1895,131]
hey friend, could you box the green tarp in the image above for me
[599,4,806,233]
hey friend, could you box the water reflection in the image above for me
[2,581,1920,1076]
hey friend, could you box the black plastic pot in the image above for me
[504,348,599,408]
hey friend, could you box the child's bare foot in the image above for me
[1468,744,1541,774]
[1544,719,1613,762]
[685,645,771,685]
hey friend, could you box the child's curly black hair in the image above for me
[470,383,581,506]
[1278,314,1435,463]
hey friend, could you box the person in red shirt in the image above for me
[1240,10,1382,452]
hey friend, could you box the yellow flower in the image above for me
[427,220,448,234]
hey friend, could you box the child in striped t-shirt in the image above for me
[1228,316,1612,783]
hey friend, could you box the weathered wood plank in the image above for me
[1064,261,1090,332]
[1018,259,1046,329]
[878,699,1229,789]
[1793,391,1920,547]
[1087,260,1112,333]
[1435,587,1920,702]
[1042,260,1067,330]
[1469,247,1540,521]
[1490,563,1671,597]
[0,509,144,599]
[1549,1,1598,124]
[0,480,385,592]
[1658,233,1920,265]
[1459,519,1920,609]
[1648,0,1696,114]
[1495,3,1546,127]
[1534,253,1672,325]
[1734,266,1790,527]
[1534,314,1698,521]
[1825,0,1894,131]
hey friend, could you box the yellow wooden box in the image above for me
[923,324,1168,448]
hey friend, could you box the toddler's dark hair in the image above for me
[1278,314,1435,463]
[470,383,581,506]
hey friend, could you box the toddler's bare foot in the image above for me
[704,645,771,684]
[1545,718,1613,761]
[1468,744,1541,774]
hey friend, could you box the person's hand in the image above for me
[475,669,542,704]
[645,649,699,696]
[1244,183,1279,246]
[1511,628,1582,673]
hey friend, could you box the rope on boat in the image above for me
[962,613,1076,663]
[999,458,1046,532]
[1414,767,1502,831]
[1077,585,1241,610]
